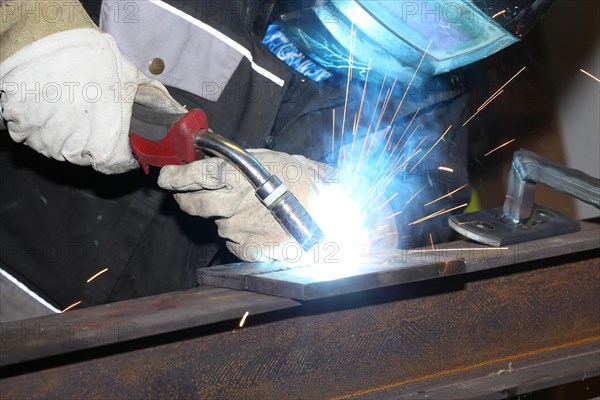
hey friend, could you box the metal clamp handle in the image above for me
[503,149,600,224]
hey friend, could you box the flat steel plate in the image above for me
[198,256,465,301]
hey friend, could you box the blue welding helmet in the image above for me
[270,0,553,82]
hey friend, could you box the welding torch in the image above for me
[128,103,325,252]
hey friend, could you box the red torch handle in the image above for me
[129,103,209,174]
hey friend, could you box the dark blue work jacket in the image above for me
[0,0,470,309]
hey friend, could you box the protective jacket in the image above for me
[0,0,470,311]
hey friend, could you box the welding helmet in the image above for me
[266,0,553,82]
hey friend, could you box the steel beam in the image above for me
[1,250,599,399]
[0,287,300,366]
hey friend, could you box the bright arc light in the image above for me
[303,185,371,280]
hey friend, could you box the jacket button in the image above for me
[148,58,165,75]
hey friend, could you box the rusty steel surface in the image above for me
[361,339,600,399]
[199,222,600,299]
[2,222,595,370]
[0,286,300,366]
[1,251,598,399]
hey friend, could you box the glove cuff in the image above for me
[1,0,97,62]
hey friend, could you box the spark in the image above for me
[438,166,454,173]
[62,301,82,313]
[371,191,385,204]
[367,225,389,236]
[86,268,108,283]
[580,69,600,83]
[388,123,422,171]
[385,108,421,166]
[375,147,422,196]
[477,89,504,111]
[387,210,403,219]
[417,207,447,220]
[376,124,396,166]
[384,136,425,179]
[409,125,453,173]
[463,90,504,126]
[409,203,468,225]
[366,152,411,204]
[429,233,435,250]
[352,58,371,141]
[366,89,390,157]
[351,73,388,189]
[492,10,506,18]
[356,41,431,194]
[370,234,386,243]
[405,184,428,205]
[401,138,427,169]
[365,74,388,143]
[351,122,372,190]
[344,113,358,172]
[368,79,398,156]
[395,40,433,119]
[485,139,515,156]
[463,66,527,126]
[505,195,515,200]
[331,109,335,162]
[339,25,356,164]
[424,184,468,207]
[376,192,399,211]
[365,119,421,202]
[385,115,420,166]
[239,311,250,328]
[490,66,527,99]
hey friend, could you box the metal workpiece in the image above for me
[450,205,582,247]
[199,221,600,299]
[451,149,600,246]
[1,250,598,399]
[1,223,597,368]
[503,167,537,224]
[504,149,600,224]
[199,257,465,301]
[0,287,301,367]
[196,130,325,251]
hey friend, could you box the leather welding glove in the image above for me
[0,0,185,174]
[158,149,398,263]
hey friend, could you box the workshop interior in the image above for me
[1,0,599,398]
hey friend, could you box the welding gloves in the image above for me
[158,149,399,263]
[0,1,185,174]
[158,150,334,262]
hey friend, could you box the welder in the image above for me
[0,0,553,317]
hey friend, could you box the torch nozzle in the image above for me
[195,130,325,251]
